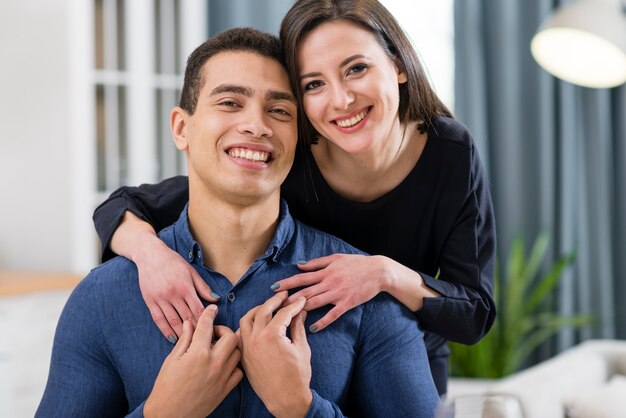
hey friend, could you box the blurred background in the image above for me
[0,0,624,417]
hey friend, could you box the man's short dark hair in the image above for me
[180,28,286,114]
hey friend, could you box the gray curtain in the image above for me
[454,0,626,357]
[207,0,295,36]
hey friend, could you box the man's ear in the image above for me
[171,107,189,151]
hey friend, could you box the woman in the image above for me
[93,0,496,396]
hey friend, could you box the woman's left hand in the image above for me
[272,254,391,332]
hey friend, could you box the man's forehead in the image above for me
[201,51,292,95]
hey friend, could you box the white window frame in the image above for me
[68,0,206,272]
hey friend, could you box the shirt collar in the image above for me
[171,199,295,265]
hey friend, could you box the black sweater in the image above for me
[93,116,497,392]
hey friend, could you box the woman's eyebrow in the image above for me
[299,54,368,80]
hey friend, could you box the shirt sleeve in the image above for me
[347,294,440,418]
[35,275,131,417]
[417,142,497,344]
[92,175,189,262]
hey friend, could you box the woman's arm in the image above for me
[274,144,496,342]
[93,175,189,262]
[93,176,218,341]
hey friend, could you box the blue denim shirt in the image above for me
[37,201,438,417]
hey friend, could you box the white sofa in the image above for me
[448,339,626,418]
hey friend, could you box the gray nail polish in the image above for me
[297,260,307,265]
[270,283,280,291]
[309,325,318,333]
[168,335,177,344]
[210,291,221,300]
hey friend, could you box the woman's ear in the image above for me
[396,61,408,84]
[171,107,189,151]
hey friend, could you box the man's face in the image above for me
[172,51,297,206]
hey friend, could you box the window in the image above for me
[69,0,206,270]
[381,0,455,110]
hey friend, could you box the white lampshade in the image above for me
[531,0,626,88]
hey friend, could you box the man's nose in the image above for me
[238,110,273,138]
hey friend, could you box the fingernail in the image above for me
[309,325,318,333]
[297,260,307,265]
[210,291,221,300]
[270,283,280,291]
[168,335,177,344]
[207,304,218,311]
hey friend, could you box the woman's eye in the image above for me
[303,80,323,92]
[347,64,368,75]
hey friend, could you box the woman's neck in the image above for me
[311,120,427,202]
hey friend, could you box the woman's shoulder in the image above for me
[428,115,475,149]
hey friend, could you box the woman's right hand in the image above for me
[112,212,219,342]
[135,238,219,342]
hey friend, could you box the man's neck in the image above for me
[187,188,281,285]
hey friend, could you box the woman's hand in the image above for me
[144,305,242,418]
[272,254,392,332]
[134,237,220,342]
[274,254,441,332]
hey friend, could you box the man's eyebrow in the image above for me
[266,90,296,103]
[209,84,253,97]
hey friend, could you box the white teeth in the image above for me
[336,109,368,128]
[228,147,270,162]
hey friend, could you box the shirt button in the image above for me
[188,250,194,260]
[227,292,236,302]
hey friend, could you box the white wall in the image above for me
[0,0,74,272]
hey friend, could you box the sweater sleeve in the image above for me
[417,142,497,344]
[92,176,189,262]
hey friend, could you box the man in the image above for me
[36,28,438,417]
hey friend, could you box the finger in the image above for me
[284,283,328,306]
[171,320,194,357]
[269,297,307,334]
[225,367,244,393]
[190,269,220,303]
[309,305,346,333]
[213,325,239,356]
[251,292,289,332]
[147,303,178,343]
[223,344,242,373]
[158,302,184,338]
[290,310,308,347]
[303,292,336,311]
[183,290,207,324]
[238,307,257,342]
[271,271,321,292]
[171,297,197,326]
[190,305,218,349]
[296,254,337,271]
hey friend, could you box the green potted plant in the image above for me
[449,232,590,378]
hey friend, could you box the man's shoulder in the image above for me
[291,218,366,256]
[75,256,138,296]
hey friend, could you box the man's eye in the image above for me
[219,100,240,108]
[303,80,323,92]
[270,108,290,116]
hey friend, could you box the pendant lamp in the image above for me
[531,0,626,88]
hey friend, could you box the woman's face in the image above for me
[297,19,407,155]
